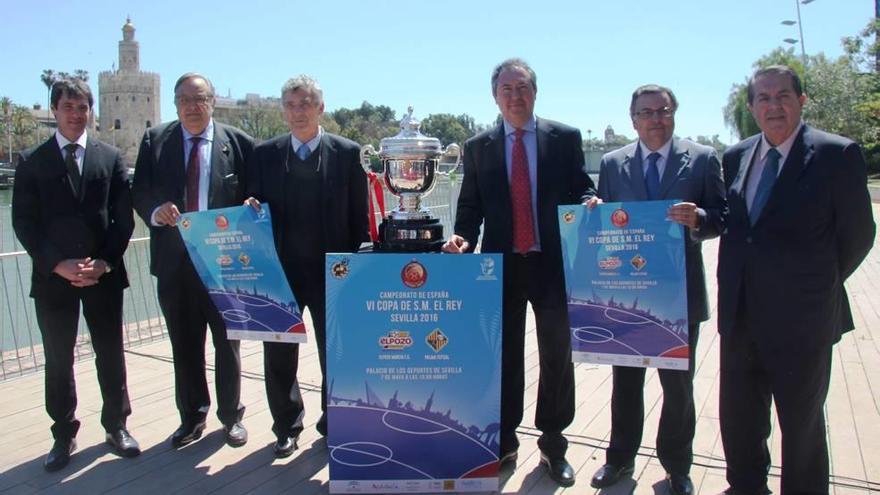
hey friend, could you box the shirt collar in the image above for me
[55,129,88,152]
[759,121,803,162]
[181,119,215,143]
[503,117,537,136]
[638,138,672,162]
[290,126,324,152]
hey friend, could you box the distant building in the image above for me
[97,18,160,165]
[213,93,281,122]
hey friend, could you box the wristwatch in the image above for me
[103,260,113,274]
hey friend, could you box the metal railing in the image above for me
[0,178,462,381]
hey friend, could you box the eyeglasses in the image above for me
[175,95,213,107]
[633,107,675,120]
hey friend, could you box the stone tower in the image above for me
[98,17,160,165]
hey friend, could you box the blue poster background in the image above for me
[325,253,502,494]
[177,205,306,343]
[558,201,688,370]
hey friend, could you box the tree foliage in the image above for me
[420,113,477,146]
[1,96,40,160]
[227,106,287,142]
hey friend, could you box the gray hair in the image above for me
[281,75,324,106]
[174,72,215,96]
[490,58,537,97]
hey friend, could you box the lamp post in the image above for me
[781,0,815,71]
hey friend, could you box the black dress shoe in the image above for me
[171,420,207,447]
[590,463,634,488]
[44,438,76,472]
[106,429,141,458]
[224,422,248,447]
[668,473,694,495]
[499,449,518,469]
[317,413,327,437]
[539,453,575,487]
[273,434,298,458]
[723,487,773,495]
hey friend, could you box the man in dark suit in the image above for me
[243,75,368,458]
[12,79,139,471]
[132,73,254,448]
[718,65,875,494]
[588,85,727,494]
[442,58,595,487]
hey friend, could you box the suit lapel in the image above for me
[731,138,759,200]
[485,125,510,205]
[660,139,690,199]
[208,126,231,207]
[320,133,335,212]
[625,145,649,199]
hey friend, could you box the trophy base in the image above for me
[375,217,444,253]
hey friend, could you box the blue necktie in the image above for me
[644,152,661,200]
[749,148,781,225]
[297,144,310,160]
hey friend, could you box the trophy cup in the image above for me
[361,107,461,252]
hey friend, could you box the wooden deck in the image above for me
[1,205,879,494]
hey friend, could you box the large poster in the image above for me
[177,205,306,343]
[558,201,688,370]
[325,253,502,494]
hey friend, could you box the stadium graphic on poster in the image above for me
[177,205,306,343]
[325,253,502,493]
[558,201,688,370]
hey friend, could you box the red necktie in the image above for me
[186,137,201,212]
[510,128,535,253]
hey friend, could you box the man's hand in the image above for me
[53,258,99,287]
[79,258,109,280]
[155,201,182,226]
[442,235,470,254]
[244,197,262,211]
[584,196,603,209]
[668,202,701,229]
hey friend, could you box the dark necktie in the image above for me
[297,144,310,160]
[64,143,81,197]
[749,147,781,225]
[186,137,201,212]
[510,128,535,254]
[644,152,661,200]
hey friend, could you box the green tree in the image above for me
[420,113,476,146]
[224,106,287,142]
[329,101,398,147]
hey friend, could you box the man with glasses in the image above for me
[588,84,727,494]
[13,78,138,471]
[243,75,368,458]
[132,73,254,449]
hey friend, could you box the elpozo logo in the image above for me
[379,331,413,350]
[598,256,622,270]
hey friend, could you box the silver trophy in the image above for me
[361,107,461,252]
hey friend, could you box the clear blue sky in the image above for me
[2,0,873,144]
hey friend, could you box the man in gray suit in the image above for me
[588,85,727,494]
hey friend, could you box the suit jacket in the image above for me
[718,125,875,351]
[597,138,727,322]
[454,119,595,273]
[244,132,369,256]
[12,135,134,299]
[132,120,254,280]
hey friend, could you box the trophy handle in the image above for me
[360,145,380,175]
[437,143,461,176]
